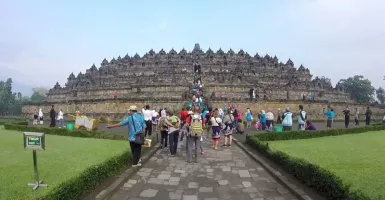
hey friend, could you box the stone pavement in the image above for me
[108,136,298,200]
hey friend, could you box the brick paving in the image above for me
[108,136,298,200]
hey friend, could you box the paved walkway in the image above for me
[109,136,298,200]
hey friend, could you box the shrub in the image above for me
[37,148,131,200]
[254,125,385,141]
[0,121,28,126]
[3,123,128,141]
[246,135,373,200]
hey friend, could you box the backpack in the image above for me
[206,112,213,125]
[190,115,203,137]
[300,111,307,121]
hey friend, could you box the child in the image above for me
[245,108,252,128]
[305,120,316,131]
[236,119,245,134]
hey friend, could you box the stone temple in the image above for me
[24,43,376,120]
[45,43,351,104]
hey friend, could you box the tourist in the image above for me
[205,107,213,135]
[323,106,335,129]
[365,106,372,126]
[49,105,56,127]
[38,108,44,125]
[158,111,168,148]
[298,105,307,130]
[354,108,360,126]
[160,108,167,121]
[343,106,350,128]
[305,120,316,131]
[236,119,245,134]
[107,105,146,167]
[192,95,197,103]
[179,108,189,127]
[260,110,266,130]
[210,110,222,150]
[277,108,282,124]
[152,109,159,132]
[181,110,193,151]
[245,108,252,128]
[58,109,65,128]
[185,105,205,163]
[33,108,38,125]
[166,111,180,157]
[266,109,274,131]
[218,108,224,119]
[282,107,293,131]
[233,109,240,130]
[142,105,155,137]
[198,96,203,108]
[223,104,228,112]
[114,91,118,99]
[222,109,234,146]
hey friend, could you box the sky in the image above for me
[1,0,384,93]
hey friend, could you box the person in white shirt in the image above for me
[210,110,222,150]
[266,109,274,131]
[38,108,44,125]
[152,110,159,131]
[142,105,155,137]
[57,109,65,128]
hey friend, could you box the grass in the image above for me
[269,131,385,199]
[0,126,129,200]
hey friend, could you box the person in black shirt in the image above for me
[49,105,56,127]
[343,106,350,128]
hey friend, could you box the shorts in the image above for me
[327,120,332,128]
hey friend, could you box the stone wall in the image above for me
[22,100,385,122]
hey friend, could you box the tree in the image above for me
[0,78,16,115]
[377,87,385,104]
[339,75,375,103]
[32,87,49,96]
[30,91,45,103]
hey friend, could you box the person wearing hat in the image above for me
[107,105,146,167]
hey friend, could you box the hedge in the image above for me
[255,124,385,141]
[3,123,128,141]
[246,125,385,200]
[0,121,28,126]
[37,150,131,200]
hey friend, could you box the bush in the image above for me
[3,123,128,141]
[37,150,131,200]
[246,136,372,200]
[246,125,385,200]
[254,125,385,141]
[0,121,28,126]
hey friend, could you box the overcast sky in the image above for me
[1,0,384,90]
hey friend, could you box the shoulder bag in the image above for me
[131,115,144,145]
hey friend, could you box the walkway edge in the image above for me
[94,144,161,200]
[232,138,314,200]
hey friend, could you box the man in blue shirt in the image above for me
[323,106,335,130]
[107,105,146,167]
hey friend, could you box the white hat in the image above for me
[129,105,137,111]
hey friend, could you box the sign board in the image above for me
[24,132,45,151]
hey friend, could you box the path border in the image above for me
[94,144,161,200]
[232,138,314,200]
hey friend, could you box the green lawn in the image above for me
[0,126,129,200]
[269,131,385,199]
